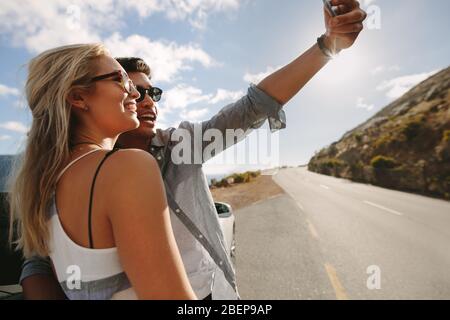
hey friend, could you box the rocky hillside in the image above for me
[308,67,450,200]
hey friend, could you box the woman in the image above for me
[8,44,197,299]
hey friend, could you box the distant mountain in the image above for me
[308,67,450,200]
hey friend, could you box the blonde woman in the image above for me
[8,44,197,300]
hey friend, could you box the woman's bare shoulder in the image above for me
[103,148,167,221]
[102,148,160,187]
[107,148,157,171]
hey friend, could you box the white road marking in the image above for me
[296,200,305,211]
[363,201,404,216]
[307,219,319,239]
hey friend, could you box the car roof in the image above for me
[0,155,15,193]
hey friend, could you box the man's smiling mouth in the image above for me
[138,112,157,123]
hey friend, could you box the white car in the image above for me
[215,202,236,264]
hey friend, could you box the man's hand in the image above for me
[323,0,367,53]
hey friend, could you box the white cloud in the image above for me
[209,89,244,104]
[159,84,244,125]
[0,135,11,141]
[0,0,241,53]
[13,99,27,109]
[0,84,20,97]
[163,84,243,110]
[0,121,29,133]
[356,97,374,111]
[0,0,104,53]
[125,0,240,30]
[105,33,216,84]
[243,65,282,84]
[0,1,234,85]
[181,108,210,122]
[370,64,400,75]
[376,70,438,99]
[163,84,211,110]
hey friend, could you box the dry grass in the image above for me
[210,175,285,211]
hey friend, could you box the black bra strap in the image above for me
[88,148,120,249]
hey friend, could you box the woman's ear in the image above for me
[67,88,88,111]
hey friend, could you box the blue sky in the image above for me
[0,0,449,175]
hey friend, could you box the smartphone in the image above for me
[322,0,337,17]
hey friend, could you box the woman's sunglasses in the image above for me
[90,70,136,95]
[136,86,163,103]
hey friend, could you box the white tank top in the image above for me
[47,149,137,300]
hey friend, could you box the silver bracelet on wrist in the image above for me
[317,34,333,58]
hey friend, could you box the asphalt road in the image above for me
[234,167,450,300]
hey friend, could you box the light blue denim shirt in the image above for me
[20,83,286,299]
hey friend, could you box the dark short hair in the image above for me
[115,57,151,77]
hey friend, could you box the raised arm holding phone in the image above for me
[258,0,367,105]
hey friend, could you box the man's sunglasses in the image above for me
[90,70,136,95]
[136,86,163,103]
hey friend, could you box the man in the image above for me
[20,0,367,299]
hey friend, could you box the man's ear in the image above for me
[67,88,88,111]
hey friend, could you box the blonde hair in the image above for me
[8,43,109,258]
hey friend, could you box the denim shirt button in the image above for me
[219,261,223,265]
[199,234,204,239]
[157,156,162,161]
[175,208,180,213]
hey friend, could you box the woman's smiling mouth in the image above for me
[124,102,137,113]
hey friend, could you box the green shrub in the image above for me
[231,173,249,184]
[214,178,230,188]
[370,155,399,169]
[319,158,345,170]
[354,132,363,143]
[443,130,450,142]
[250,170,261,178]
[354,161,364,169]
[214,170,261,186]
[402,120,422,141]
[374,134,393,149]
[388,115,398,122]
[400,115,425,141]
